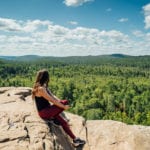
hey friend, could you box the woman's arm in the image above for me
[38,87,69,110]
[47,89,60,101]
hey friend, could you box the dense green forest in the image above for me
[0,55,150,126]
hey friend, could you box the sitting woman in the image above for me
[32,69,85,147]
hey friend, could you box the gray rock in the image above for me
[0,87,150,150]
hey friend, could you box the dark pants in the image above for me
[38,100,76,139]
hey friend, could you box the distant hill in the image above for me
[110,54,130,58]
[0,54,129,61]
[0,54,149,66]
[0,55,40,61]
[0,56,17,60]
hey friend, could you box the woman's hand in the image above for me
[64,105,70,110]
[39,87,69,109]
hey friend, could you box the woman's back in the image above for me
[35,96,50,111]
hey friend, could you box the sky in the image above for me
[0,0,150,56]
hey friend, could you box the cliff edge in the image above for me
[0,87,150,150]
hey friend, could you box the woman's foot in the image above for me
[72,137,86,147]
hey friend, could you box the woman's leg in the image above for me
[54,114,76,140]
[38,100,68,119]
[38,100,76,139]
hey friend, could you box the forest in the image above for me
[0,54,150,126]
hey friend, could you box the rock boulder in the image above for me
[0,87,150,150]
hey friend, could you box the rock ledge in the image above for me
[0,87,150,150]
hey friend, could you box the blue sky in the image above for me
[0,0,150,56]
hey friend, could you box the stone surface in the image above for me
[0,87,150,150]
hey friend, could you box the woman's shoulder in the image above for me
[35,86,47,97]
[38,86,46,92]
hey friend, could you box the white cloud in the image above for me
[63,0,94,7]
[23,20,52,32]
[118,18,128,23]
[143,3,150,29]
[143,3,150,16]
[132,30,144,37]
[0,18,52,33]
[0,17,150,56]
[0,18,22,31]
[68,21,78,25]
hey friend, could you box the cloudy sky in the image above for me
[0,0,150,56]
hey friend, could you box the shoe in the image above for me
[73,138,86,147]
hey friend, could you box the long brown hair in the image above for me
[32,69,50,99]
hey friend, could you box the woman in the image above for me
[32,69,85,147]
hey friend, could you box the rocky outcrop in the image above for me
[0,87,150,150]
